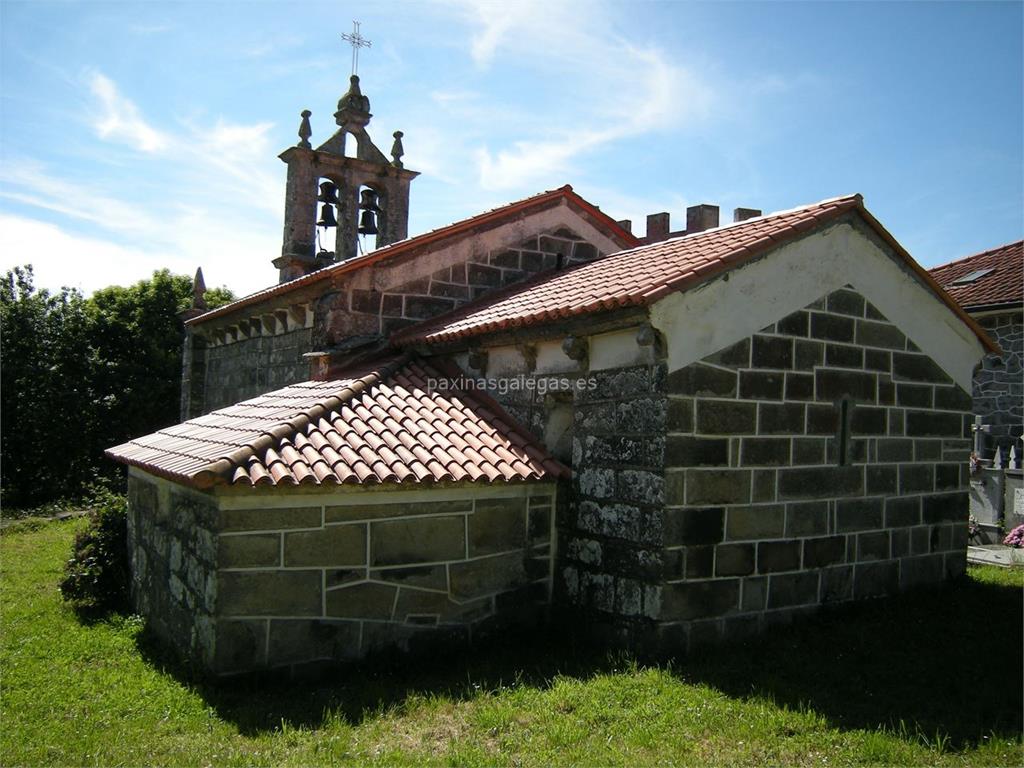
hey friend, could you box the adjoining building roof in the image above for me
[927,240,1023,312]
[187,185,639,327]
[392,194,998,354]
[106,355,568,489]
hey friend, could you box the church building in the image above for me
[107,70,997,676]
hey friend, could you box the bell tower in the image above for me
[274,29,418,283]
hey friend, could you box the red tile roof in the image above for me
[393,194,998,354]
[106,355,568,488]
[187,185,639,327]
[927,240,1023,311]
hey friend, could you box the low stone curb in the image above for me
[967,545,1024,568]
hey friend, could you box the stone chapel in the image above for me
[108,71,997,676]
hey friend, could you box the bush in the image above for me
[59,492,130,614]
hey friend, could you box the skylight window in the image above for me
[951,268,995,285]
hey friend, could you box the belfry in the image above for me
[274,29,418,283]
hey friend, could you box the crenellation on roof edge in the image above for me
[388,194,998,355]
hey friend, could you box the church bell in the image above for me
[317,203,338,228]
[358,210,378,236]
[357,188,381,236]
[317,181,339,204]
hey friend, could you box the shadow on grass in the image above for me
[135,572,1022,750]
[682,574,1023,750]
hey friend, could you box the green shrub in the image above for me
[59,492,130,614]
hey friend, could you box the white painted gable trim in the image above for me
[649,220,985,390]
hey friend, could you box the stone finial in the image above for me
[1011,444,1020,470]
[994,446,1004,469]
[297,110,312,149]
[391,130,405,168]
[192,267,208,311]
[335,75,372,128]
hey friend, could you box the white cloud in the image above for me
[0,212,277,298]
[1,72,287,298]
[88,72,169,152]
[444,0,714,192]
[0,214,187,296]
[0,160,162,235]
[183,118,281,216]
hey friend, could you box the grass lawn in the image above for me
[1,519,1021,767]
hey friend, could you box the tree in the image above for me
[1,267,94,507]
[0,266,234,509]
[86,270,232,463]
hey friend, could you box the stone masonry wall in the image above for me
[213,489,555,675]
[127,472,218,668]
[318,228,601,346]
[562,366,667,633]
[973,310,1023,457]
[484,356,668,636]
[202,328,313,413]
[660,287,973,650]
[190,228,605,416]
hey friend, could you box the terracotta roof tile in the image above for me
[927,240,1023,311]
[106,355,569,489]
[392,194,997,354]
[187,185,638,327]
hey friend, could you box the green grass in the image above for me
[2,519,1021,767]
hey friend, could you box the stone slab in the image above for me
[220,506,321,532]
[284,524,366,567]
[218,570,322,616]
[370,516,466,566]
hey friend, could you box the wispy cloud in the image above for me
[184,118,280,216]
[0,160,162,234]
[1,72,283,296]
[88,72,169,152]
[444,0,714,192]
[128,22,175,35]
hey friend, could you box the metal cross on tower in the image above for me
[341,21,372,76]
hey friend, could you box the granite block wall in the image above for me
[973,310,1023,456]
[201,328,313,414]
[318,229,600,346]
[660,287,973,649]
[560,365,667,630]
[212,489,555,675]
[189,228,605,416]
[127,472,218,668]
[476,344,668,633]
[127,478,556,675]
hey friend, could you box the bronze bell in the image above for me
[358,209,378,235]
[358,188,381,212]
[317,181,338,204]
[317,203,338,228]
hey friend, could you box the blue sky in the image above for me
[1,1,1021,297]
